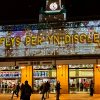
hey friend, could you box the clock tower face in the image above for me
[39,0,66,22]
[49,2,58,10]
[46,0,61,11]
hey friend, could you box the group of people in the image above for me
[39,81,50,100]
[10,79,94,100]
[11,80,33,100]
[11,80,61,100]
[39,81,61,100]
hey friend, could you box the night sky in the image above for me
[0,0,99,24]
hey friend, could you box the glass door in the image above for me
[69,64,94,94]
[69,78,93,93]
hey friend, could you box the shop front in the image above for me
[0,59,100,94]
[69,64,93,93]
[56,59,100,94]
[32,61,56,93]
[0,62,21,94]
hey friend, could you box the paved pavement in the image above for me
[0,93,100,100]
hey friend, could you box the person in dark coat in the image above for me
[21,81,32,100]
[90,80,94,96]
[45,81,50,98]
[20,83,25,100]
[40,82,47,100]
[55,81,61,100]
[16,83,20,97]
[11,84,17,99]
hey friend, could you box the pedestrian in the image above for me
[5,82,8,93]
[45,81,50,98]
[20,83,25,100]
[16,83,20,97]
[11,84,17,99]
[90,80,94,96]
[22,81,33,100]
[40,82,47,100]
[55,81,61,100]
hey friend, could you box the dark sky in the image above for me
[0,0,100,24]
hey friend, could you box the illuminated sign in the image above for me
[0,32,100,47]
[0,20,100,57]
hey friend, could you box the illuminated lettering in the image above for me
[53,35,59,44]
[65,34,71,44]
[15,37,21,46]
[0,37,5,46]
[48,35,53,44]
[86,34,92,43]
[93,32,100,43]
[25,36,31,45]
[79,33,86,43]
[5,38,11,47]
[0,32,99,47]
[11,37,15,46]
[31,36,37,46]
[37,36,42,45]
[73,34,79,43]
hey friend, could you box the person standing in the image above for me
[90,80,94,96]
[22,81,33,100]
[5,82,8,93]
[55,81,61,100]
[20,83,25,100]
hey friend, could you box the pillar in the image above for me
[94,64,100,93]
[21,66,32,87]
[57,65,68,93]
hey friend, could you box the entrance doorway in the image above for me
[69,78,93,93]
[69,64,94,93]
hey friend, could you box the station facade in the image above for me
[0,0,100,94]
[0,20,100,94]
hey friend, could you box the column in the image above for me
[21,66,32,87]
[94,64,100,93]
[57,65,68,93]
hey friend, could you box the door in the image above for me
[69,77,93,93]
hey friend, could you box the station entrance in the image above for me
[69,64,94,93]
[0,59,100,94]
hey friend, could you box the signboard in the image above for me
[0,20,100,57]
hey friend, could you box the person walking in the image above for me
[45,81,50,98]
[11,84,17,99]
[40,82,47,100]
[16,83,20,97]
[55,81,61,100]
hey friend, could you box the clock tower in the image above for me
[39,0,66,22]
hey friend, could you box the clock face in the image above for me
[49,2,58,10]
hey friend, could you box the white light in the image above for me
[97,64,100,67]
[58,65,62,68]
[21,66,25,69]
